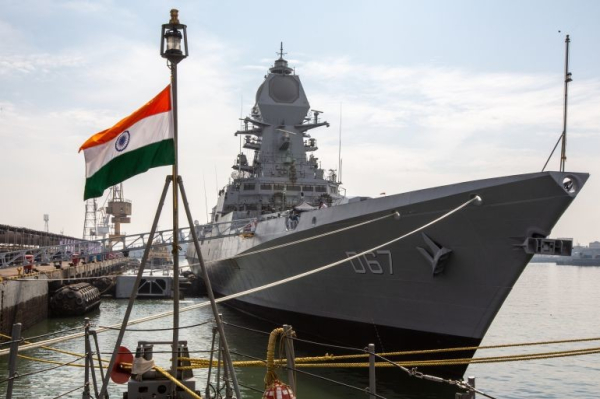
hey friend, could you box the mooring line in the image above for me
[230,212,396,260]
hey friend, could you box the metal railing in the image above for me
[0,217,258,269]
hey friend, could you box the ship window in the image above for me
[287,185,300,191]
[274,184,285,191]
[243,184,255,190]
[315,186,327,192]
[302,185,314,192]
[260,184,272,190]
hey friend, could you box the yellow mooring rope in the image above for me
[264,327,285,387]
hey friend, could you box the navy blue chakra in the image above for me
[115,130,131,152]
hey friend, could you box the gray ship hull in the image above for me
[188,171,587,375]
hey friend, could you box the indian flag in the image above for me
[79,85,175,200]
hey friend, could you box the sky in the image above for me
[1,0,599,245]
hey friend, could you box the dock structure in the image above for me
[0,223,83,253]
[0,258,132,335]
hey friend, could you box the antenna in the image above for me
[311,110,323,124]
[560,34,572,172]
[541,34,573,173]
[203,174,209,223]
[277,42,286,59]
[338,103,342,184]
[240,94,243,155]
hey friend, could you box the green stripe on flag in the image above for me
[84,139,175,200]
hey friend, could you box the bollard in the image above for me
[368,343,376,397]
[6,323,22,399]
[455,376,475,399]
[283,324,297,394]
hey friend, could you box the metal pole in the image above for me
[215,330,223,396]
[283,325,297,394]
[98,176,172,399]
[88,330,100,399]
[206,327,218,399]
[178,177,242,398]
[368,343,376,397]
[6,323,21,399]
[170,54,181,386]
[92,331,105,393]
[83,318,91,399]
[219,314,233,399]
[560,34,571,172]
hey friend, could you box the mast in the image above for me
[559,34,572,172]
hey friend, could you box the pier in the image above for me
[0,223,83,252]
[0,258,131,335]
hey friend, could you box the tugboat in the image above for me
[187,46,588,376]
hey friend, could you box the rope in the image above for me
[20,327,86,342]
[98,320,212,332]
[222,321,273,336]
[10,274,121,282]
[178,343,600,369]
[228,212,396,260]
[153,365,202,399]
[0,332,96,359]
[0,355,86,384]
[16,353,88,367]
[293,335,600,360]
[264,328,284,387]
[49,384,86,399]
[0,196,477,358]
[16,342,600,371]
[229,350,390,399]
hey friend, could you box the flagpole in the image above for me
[160,10,241,397]
[170,48,181,382]
[161,9,188,387]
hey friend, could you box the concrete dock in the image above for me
[0,258,132,334]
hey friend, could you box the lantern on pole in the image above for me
[160,9,188,63]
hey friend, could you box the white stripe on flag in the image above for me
[84,111,173,178]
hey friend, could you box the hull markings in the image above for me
[346,250,393,274]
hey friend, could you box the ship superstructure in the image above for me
[212,49,341,223]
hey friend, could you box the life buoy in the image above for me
[262,381,295,399]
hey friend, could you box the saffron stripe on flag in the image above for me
[79,85,171,151]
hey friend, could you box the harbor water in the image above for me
[2,262,600,398]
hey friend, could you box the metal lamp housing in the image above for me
[160,23,188,63]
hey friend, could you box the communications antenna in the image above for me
[559,34,572,172]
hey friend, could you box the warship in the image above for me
[187,48,588,376]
